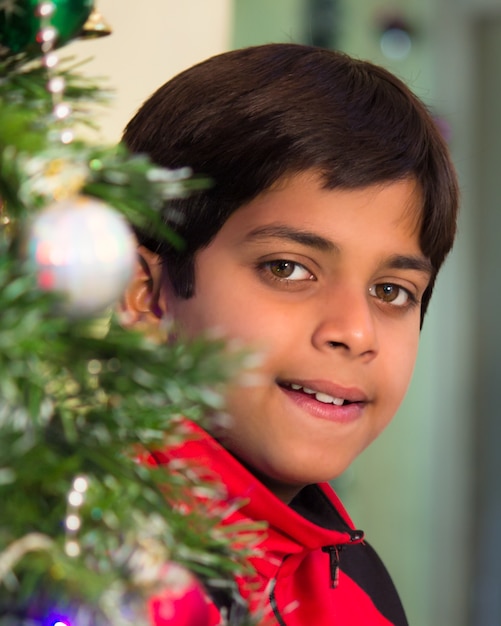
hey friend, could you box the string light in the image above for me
[64,475,89,557]
[36,1,74,145]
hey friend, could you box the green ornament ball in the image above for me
[0,0,94,53]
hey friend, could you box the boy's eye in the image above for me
[264,260,313,281]
[369,283,413,306]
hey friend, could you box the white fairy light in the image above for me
[68,490,84,507]
[43,52,59,69]
[38,25,57,44]
[36,1,55,17]
[65,540,81,557]
[65,514,81,532]
[53,102,71,120]
[47,76,65,94]
[73,476,89,493]
[60,129,74,144]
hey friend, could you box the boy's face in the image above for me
[155,172,431,502]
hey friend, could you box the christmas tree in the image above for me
[0,2,257,625]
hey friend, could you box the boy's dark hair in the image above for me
[123,43,459,321]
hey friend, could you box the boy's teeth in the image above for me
[315,391,344,405]
[288,383,344,405]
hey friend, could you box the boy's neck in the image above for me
[231,452,304,504]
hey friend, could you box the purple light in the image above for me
[43,613,71,626]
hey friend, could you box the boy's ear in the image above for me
[119,245,169,336]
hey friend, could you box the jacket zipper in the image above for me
[322,545,342,588]
[322,530,364,588]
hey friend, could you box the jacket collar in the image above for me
[161,420,363,554]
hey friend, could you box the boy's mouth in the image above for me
[278,381,362,407]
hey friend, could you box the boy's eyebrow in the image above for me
[244,224,433,276]
[383,254,433,277]
[244,225,336,251]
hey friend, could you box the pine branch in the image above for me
[0,47,259,624]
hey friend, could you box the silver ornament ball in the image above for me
[28,195,137,317]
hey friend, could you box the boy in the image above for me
[121,44,459,625]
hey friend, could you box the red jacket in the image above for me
[158,421,408,626]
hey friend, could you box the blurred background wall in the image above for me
[72,1,501,624]
[69,0,233,142]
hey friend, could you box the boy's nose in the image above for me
[311,286,378,359]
